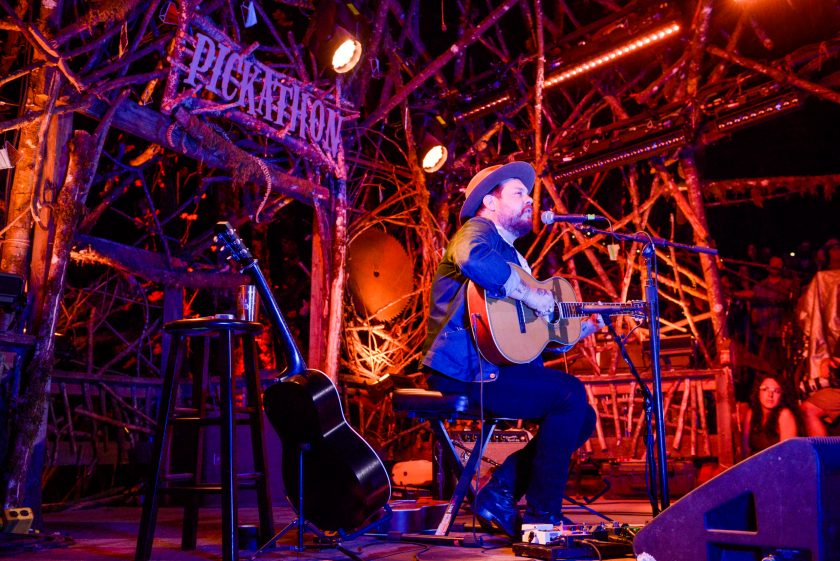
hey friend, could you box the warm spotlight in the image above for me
[328,26,362,74]
[419,134,448,173]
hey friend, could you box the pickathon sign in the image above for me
[163,18,350,166]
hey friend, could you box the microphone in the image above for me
[540,210,607,225]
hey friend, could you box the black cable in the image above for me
[471,312,486,544]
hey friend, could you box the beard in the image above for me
[500,208,532,238]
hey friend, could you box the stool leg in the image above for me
[219,328,239,561]
[434,420,498,536]
[242,334,275,544]
[182,336,211,550]
[135,335,185,561]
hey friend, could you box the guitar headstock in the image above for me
[214,221,255,268]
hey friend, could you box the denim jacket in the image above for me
[422,217,526,382]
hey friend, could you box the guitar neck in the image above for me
[241,260,307,378]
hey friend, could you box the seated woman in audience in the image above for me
[742,375,799,457]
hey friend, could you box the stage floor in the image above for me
[2,499,655,560]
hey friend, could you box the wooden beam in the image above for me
[81,99,330,205]
[361,0,522,128]
[73,234,244,289]
[708,45,840,106]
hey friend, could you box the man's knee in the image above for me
[577,404,596,447]
[801,399,826,419]
[565,375,587,404]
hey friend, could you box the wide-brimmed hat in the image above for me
[459,161,536,221]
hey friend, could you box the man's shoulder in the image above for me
[449,216,501,244]
[460,216,497,232]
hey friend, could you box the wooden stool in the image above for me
[135,317,274,561]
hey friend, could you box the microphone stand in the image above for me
[576,225,718,514]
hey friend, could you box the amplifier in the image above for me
[450,429,531,467]
[434,429,531,500]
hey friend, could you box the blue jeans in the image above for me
[427,362,595,516]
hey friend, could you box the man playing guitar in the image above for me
[422,161,602,539]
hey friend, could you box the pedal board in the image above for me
[512,522,636,560]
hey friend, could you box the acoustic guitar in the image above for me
[214,222,391,533]
[467,263,645,365]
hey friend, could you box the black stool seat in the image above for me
[392,388,469,416]
[163,316,263,335]
[135,316,274,561]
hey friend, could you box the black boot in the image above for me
[522,505,566,526]
[474,478,521,539]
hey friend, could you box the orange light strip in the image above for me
[454,93,512,122]
[545,23,682,89]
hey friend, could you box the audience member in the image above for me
[735,256,797,370]
[816,238,840,271]
[801,356,840,436]
[796,238,840,417]
[742,375,799,457]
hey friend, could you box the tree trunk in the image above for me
[0,59,65,331]
[308,195,332,376]
[324,178,348,382]
[4,131,97,511]
[679,148,736,467]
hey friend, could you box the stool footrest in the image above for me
[170,414,256,425]
[161,479,264,494]
[164,472,265,483]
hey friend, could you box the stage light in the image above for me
[713,92,800,133]
[309,1,365,74]
[419,133,448,173]
[554,130,687,181]
[327,26,362,74]
[545,22,682,89]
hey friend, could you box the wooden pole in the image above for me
[5,130,97,509]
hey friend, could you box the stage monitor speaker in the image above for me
[633,437,840,561]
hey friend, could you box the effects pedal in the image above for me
[513,522,636,560]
